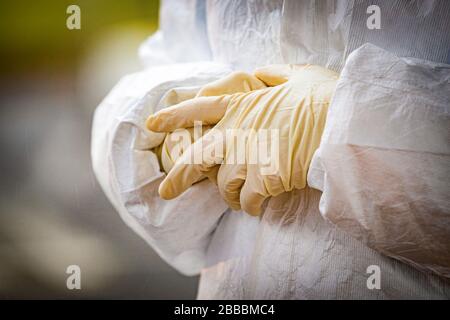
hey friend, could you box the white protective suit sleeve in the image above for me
[91,63,232,275]
[308,44,450,278]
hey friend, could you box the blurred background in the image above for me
[0,0,199,299]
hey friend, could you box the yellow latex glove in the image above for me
[147,64,338,215]
[150,71,267,175]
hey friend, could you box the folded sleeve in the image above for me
[91,63,231,275]
[308,44,450,278]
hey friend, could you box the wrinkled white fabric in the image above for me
[206,0,284,71]
[199,188,450,299]
[281,0,450,71]
[308,44,450,278]
[139,0,211,66]
[140,0,450,71]
[92,0,450,299]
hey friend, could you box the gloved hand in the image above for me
[150,71,267,176]
[147,64,338,215]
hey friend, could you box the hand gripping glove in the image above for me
[147,65,338,215]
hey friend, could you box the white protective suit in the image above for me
[92,0,450,299]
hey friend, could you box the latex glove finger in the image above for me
[239,176,269,216]
[158,130,225,199]
[147,71,266,133]
[197,71,266,97]
[203,165,220,185]
[159,126,211,174]
[217,163,247,211]
[146,95,230,132]
[254,64,307,86]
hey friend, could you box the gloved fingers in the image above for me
[238,165,269,215]
[158,159,201,200]
[158,131,225,199]
[217,164,247,211]
[203,165,220,185]
[254,64,306,86]
[239,178,269,216]
[146,95,230,132]
[159,86,199,107]
[197,71,266,97]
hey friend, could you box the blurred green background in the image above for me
[0,0,199,299]
[0,0,158,73]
